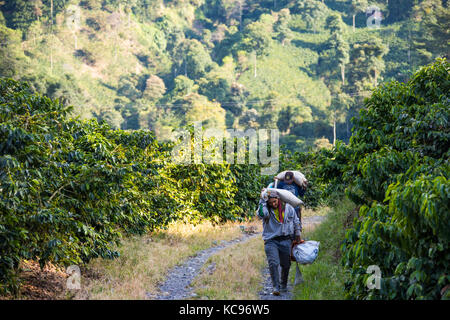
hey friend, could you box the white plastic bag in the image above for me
[261,188,304,208]
[292,240,320,265]
[275,170,308,189]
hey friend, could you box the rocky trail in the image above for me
[150,215,326,300]
[149,232,260,300]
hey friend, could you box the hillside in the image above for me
[0,0,448,151]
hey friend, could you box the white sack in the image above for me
[275,170,308,189]
[292,240,320,265]
[261,188,304,208]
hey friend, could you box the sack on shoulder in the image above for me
[275,170,308,189]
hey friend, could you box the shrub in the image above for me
[339,58,449,299]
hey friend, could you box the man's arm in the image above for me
[291,205,301,242]
[257,198,270,221]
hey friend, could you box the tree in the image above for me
[323,13,350,84]
[292,0,328,33]
[172,75,195,98]
[386,0,415,23]
[347,38,389,93]
[351,0,368,32]
[143,75,166,101]
[325,12,345,37]
[95,106,124,129]
[184,93,227,130]
[7,0,35,30]
[240,14,274,56]
[339,59,450,300]
[117,74,144,101]
[318,12,352,144]
[411,0,450,63]
[238,108,259,129]
[335,33,350,84]
[330,91,351,145]
[274,8,292,46]
[0,25,24,77]
[174,39,214,80]
[277,105,294,134]
[259,91,281,128]
[32,0,43,21]
[66,4,81,49]
[226,81,249,116]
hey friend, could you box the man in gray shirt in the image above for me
[257,193,302,295]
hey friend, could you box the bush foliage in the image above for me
[0,78,266,294]
[318,58,449,300]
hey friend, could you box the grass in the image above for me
[188,198,356,300]
[4,200,355,300]
[291,198,357,300]
[239,40,330,114]
[190,235,266,300]
[188,202,351,300]
[74,219,259,300]
[302,205,330,217]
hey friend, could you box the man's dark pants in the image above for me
[264,235,292,291]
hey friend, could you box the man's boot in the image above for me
[269,265,280,296]
[280,267,289,293]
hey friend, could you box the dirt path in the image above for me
[149,215,326,300]
[149,232,260,300]
[258,215,326,300]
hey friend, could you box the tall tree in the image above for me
[351,0,368,32]
[274,8,292,46]
[240,14,274,56]
[411,0,450,63]
[324,13,349,84]
[0,25,24,77]
[292,0,328,33]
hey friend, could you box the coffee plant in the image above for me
[0,79,267,295]
[335,58,449,299]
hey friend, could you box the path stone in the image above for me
[149,215,326,300]
[151,232,260,300]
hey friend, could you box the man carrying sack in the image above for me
[257,191,301,296]
[274,171,306,222]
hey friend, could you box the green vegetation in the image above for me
[318,59,449,300]
[0,78,264,295]
[0,0,448,150]
[292,198,356,300]
[0,1,448,301]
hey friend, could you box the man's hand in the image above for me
[293,235,302,244]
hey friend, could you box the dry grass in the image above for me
[75,219,260,300]
[188,207,330,300]
[301,206,330,218]
[190,236,266,300]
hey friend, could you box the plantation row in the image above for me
[1,59,448,299]
[0,78,324,295]
[318,58,449,299]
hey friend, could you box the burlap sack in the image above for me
[275,170,308,189]
[262,188,303,208]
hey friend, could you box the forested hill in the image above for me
[0,0,448,150]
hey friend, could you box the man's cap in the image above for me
[268,191,280,199]
[284,171,294,183]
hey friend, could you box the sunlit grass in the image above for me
[189,206,331,300]
[75,219,259,300]
[291,198,356,300]
[191,236,266,300]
